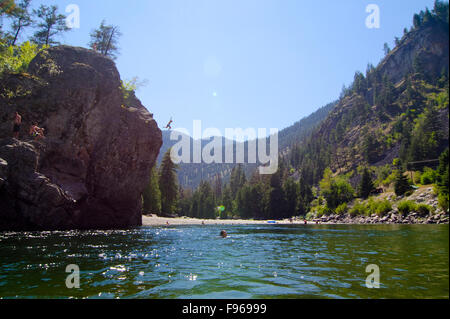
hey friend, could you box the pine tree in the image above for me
[394,169,411,196]
[383,43,391,56]
[159,148,179,216]
[221,185,233,219]
[178,187,193,217]
[423,8,435,25]
[413,13,422,29]
[0,0,17,34]
[89,20,122,60]
[298,174,313,215]
[190,192,200,218]
[0,0,16,16]
[353,71,367,95]
[213,173,222,201]
[413,54,426,79]
[142,166,161,215]
[230,164,245,198]
[433,0,449,24]
[236,184,253,219]
[363,133,379,164]
[268,169,286,219]
[377,74,395,109]
[8,0,32,46]
[250,182,266,219]
[32,5,69,46]
[407,106,442,161]
[284,177,299,217]
[358,167,375,199]
[197,181,215,219]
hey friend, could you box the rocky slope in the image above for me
[321,22,448,171]
[0,46,162,230]
[290,19,449,187]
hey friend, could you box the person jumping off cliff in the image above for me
[165,117,173,130]
[13,112,22,139]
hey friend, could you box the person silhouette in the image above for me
[165,117,173,130]
[13,112,22,139]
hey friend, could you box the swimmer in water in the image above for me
[220,230,227,238]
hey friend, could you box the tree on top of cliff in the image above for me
[8,0,32,46]
[89,20,122,60]
[413,0,449,29]
[433,0,449,24]
[0,0,16,17]
[0,0,16,38]
[32,4,69,46]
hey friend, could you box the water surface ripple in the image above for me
[0,224,448,299]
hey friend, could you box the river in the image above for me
[0,224,448,299]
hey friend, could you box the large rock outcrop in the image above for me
[0,46,162,230]
[377,21,449,85]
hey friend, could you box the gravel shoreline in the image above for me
[142,215,293,226]
[141,213,449,226]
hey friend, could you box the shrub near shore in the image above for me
[310,186,447,224]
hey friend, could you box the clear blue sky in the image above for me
[13,0,436,136]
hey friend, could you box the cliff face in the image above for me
[377,22,449,85]
[0,46,162,230]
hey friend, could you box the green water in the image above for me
[0,224,448,299]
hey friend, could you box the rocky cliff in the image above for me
[0,46,162,230]
[377,21,449,85]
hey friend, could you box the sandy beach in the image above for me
[142,215,305,226]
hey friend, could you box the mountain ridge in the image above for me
[158,101,336,188]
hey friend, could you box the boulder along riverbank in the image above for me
[315,187,449,225]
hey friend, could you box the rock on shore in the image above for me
[317,188,449,225]
[318,211,449,225]
[0,46,162,230]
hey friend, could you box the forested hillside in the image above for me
[289,7,449,187]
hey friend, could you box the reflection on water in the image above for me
[0,224,448,299]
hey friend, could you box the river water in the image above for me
[0,224,448,299]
